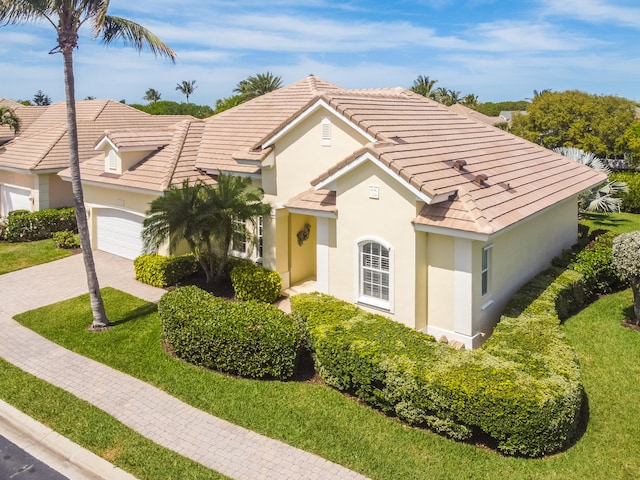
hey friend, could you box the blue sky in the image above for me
[1,0,639,105]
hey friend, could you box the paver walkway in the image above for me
[0,251,368,480]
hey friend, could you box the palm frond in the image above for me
[98,15,177,62]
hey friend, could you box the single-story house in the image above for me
[0,98,191,217]
[62,76,606,347]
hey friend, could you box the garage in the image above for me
[0,184,31,217]
[96,208,145,260]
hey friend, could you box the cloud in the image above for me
[539,0,640,28]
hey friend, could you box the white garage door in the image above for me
[96,209,144,260]
[1,184,31,218]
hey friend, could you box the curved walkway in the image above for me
[0,251,368,480]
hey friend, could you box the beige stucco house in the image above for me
[62,76,606,347]
[0,98,190,218]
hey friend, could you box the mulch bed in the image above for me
[621,320,640,332]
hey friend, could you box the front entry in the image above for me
[289,214,317,286]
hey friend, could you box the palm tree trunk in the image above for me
[632,282,640,325]
[62,48,109,328]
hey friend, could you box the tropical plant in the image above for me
[143,88,161,103]
[410,75,438,99]
[0,106,20,133]
[554,147,628,213]
[32,89,51,105]
[0,0,177,329]
[612,231,640,324]
[460,93,479,107]
[233,72,282,101]
[175,80,197,103]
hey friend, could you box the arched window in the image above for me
[357,239,393,311]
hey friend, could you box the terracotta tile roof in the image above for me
[0,99,193,172]
[448,103,503,126]
[285,189,337,215]
[0,99,47,141]
[62,119,215,193]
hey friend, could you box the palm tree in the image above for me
[233,72,282,101]
[176,80,197,103]
[553,147,629,212]
[460,93,479,107]
[207,173,271,281]
[0,106,21,134]
[0,1,177,329]
[410,75,438,99]
[143,88,161,103]
[142,180,218,282]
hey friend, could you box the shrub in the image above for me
[231,261,282,303]
[570,231,625,296]
[134,254,197,288]
[610,171,640,213]
[52,230,80,249]
[612,231,640,324]
[291,266,585,457]
[1,207,76,242]
[158,286,304,379]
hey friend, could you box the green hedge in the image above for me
[610,171,640,213]
[158,286,304,379]
[231,261,282,303]
[1,207,76,242]
[52,230,80,249]
[134,254,198,288]
[291,266,586,457]
[569,231,625,296]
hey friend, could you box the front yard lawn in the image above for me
[580,211,640,235]
[7,287,640,479]
[0,239,72,275]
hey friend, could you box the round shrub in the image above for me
[570,231,625,296]
[158,286,303,379]
[231,261,282,303]
[134,253,197,287]
[52,230,80,249]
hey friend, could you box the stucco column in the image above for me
[453,237,473,337]
[316,217,329,293]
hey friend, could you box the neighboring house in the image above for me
[0,99,191,217]
[499,110,528,123]
[63,76,606,348]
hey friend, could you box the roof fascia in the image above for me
[287,207,337,219]
[261,98,377,149]
[315,151,436,204]
[58,175,162,196]
[94,136,118,152]
[413,222,490,241]
[201,168,262,180]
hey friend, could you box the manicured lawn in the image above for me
[8,287,640,479]
[580,211,640,235]
[0,239,72,275]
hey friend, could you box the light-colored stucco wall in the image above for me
[329,160,420,328]
[426,233,456,333]
[262,108,369,206]
[472,196,579,337]
[47,173,74,208]
[0,170,35,212]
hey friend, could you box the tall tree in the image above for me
[0,0,177,329]
[176,80,197,103]
[143,88,161,103]
[0,106,21,133]
[233,72,282,101]
[410,75,438,99]
[33,89,51,105]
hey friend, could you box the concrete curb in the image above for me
[0,399,137,480]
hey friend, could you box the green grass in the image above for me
[8,287,640,479]
[580,211,640,235]
[0,238,72,275]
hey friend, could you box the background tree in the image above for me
[214,95,244,114]
[612,231,640,325]
[553,147,628,212]
[84,95,96,100]
[511,90,636,159]
[410,75,438,99]
[33,89,51,106]
[460,93,478,107]
[143,88,161,103]
[0,106,21,133]
[176,80,197,103]
[234,72,282,101]
[129,100,214,118]
[474,100,530,117]
[0,0,177,329]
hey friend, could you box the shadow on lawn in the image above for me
[110,302,158,327]
[581,212,630,228]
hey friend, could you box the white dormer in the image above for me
[95,131,170,175]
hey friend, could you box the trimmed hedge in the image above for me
[1,207,76,242]
[134,254,198,288]
[569,231,625,296]
[158,286,304,379]
[291,266,586,457]
[610,171,640,213]
[52,230,80,249]
[231,261,282,303]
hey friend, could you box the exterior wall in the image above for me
[82,184,160,254]
[0,170,35,212]
[46,174,74,208]
[426,233,456,333]
[472,196,579,338]
[262,108,369,206]
[289,214,316,285]
[328,160,420,328]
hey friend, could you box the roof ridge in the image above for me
[161,119,192,190]
[29,123,68,170]
[456,187,494,234]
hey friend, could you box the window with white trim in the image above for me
[481,244,493,296]
[358,240,392,310]
[231,217,248,255]
[230,216,264,260]
[257,215,264,259]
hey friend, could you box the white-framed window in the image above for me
[481,244,493,297]
[230,216,264,260]
[321,117,331,146]
[231,217,248,255]
[357,238,393,311]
